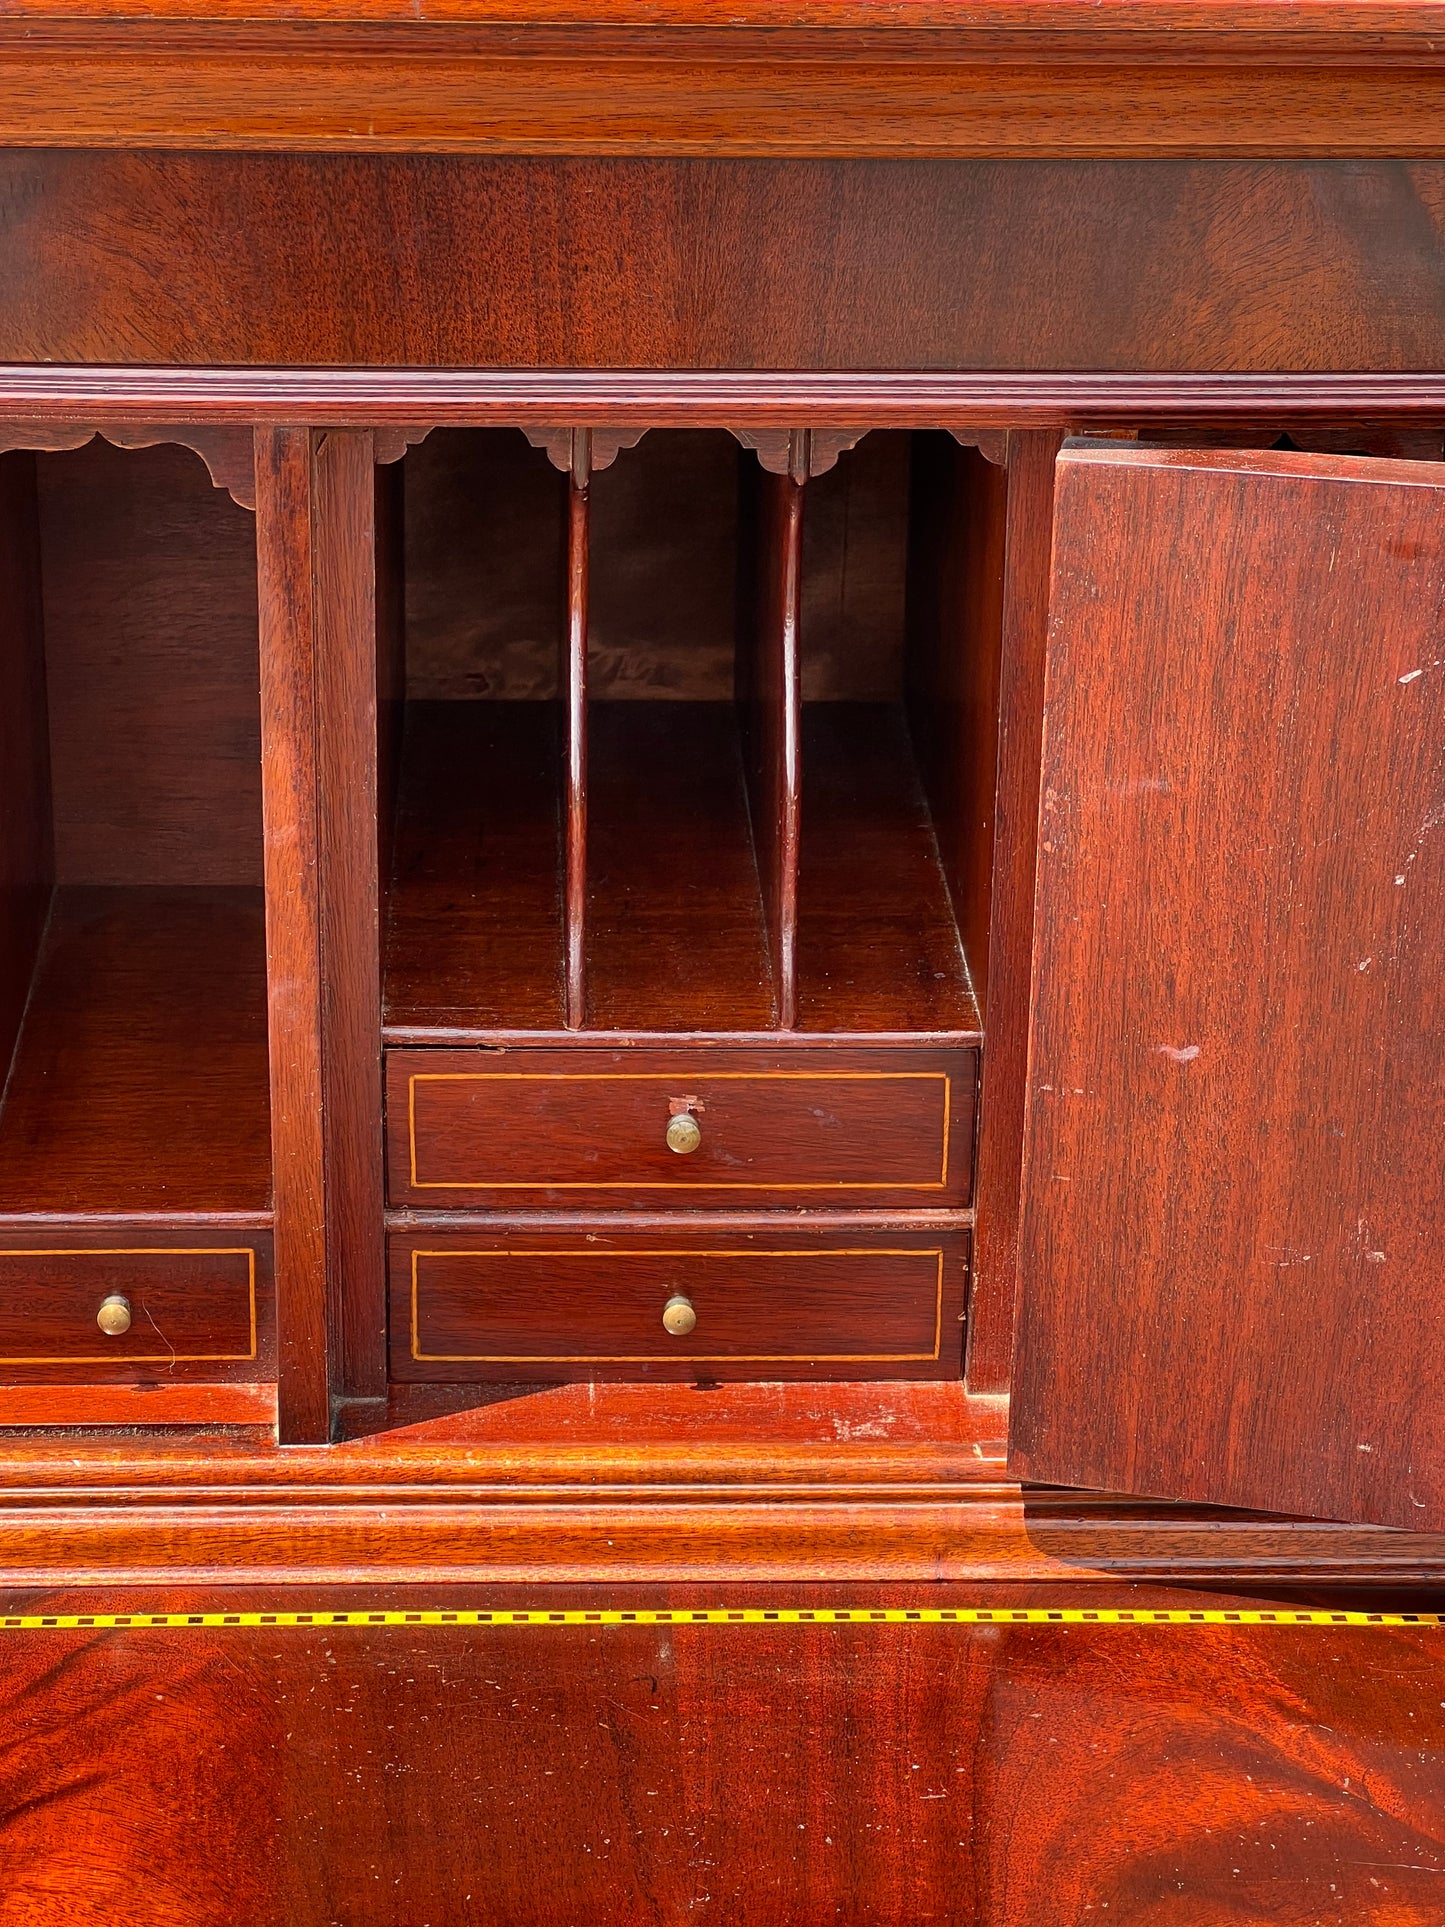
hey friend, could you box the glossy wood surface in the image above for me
[14,158,1445,373]
[740,463,802,1027]
[1011,442,1445,1531]
[308,431,386,1400]
[0,1579,1443,1925]
[0,1376,1443,1583]
[965,429,1063,1395]
[0,888,271,1218]
[0,1240,267,1380]
[8,13,1445,158]
[587,702,775,1031]
[797,704,977,1034]
[564,452,588,1028]
[390,1223,968,1382]
[387,1045,976,1208]
[257,428,383,1440]
[385,702,566,1032]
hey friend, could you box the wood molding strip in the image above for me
[3,27,1445,157]
[0,1490,1441,1585]
[2,369,1445,423]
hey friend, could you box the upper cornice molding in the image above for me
[2,2,1445,153]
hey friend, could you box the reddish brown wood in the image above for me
[12,160,1445,376]
[384,702,566,1032]
[965,428,1063,1394]
[0,1380,277,1427]
[740,461,802,1028]
[255,426,331,1442]
[35,439,263,890]
[797,705,978,1035]
[0,888,271,1218]
[314,429,387,1400]
[0,1377,1444,1583]
[1,1569,1445,1924]
[565,440,588,1029]
[0,1236,273,1385]
[0,423,255,505]
[586,703,774,1031]
[8,17,1445,159]
[390,1222,968,1383]
[8,368,1445,427]
[0,452,51,1090]
[524,425,646,473]
[906,435,1008,1012]
[373,454,405,893]
[1010,441,1445,1530]
[386,1044,977,1209]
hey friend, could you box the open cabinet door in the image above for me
[1008,440,1445,1529]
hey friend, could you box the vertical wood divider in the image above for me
[965,427,1065,1396]
[564,428,590,1029]
[256,426,386,1442]
[740,432,804,1029]
[0,452,52,1082]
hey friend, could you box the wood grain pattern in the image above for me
[565,447,588,1028]
[0,452,51,1095]
[12,157,1445,373]
[905,434,1008,1013]
[386,1044,977,1208]
[739,462,802,1028]
[0,1380,277,1427]
[0,1580,1444,1926]
[586,703,774,1031]
[0,1238,272,1385]
[6,22,1445,159]
[797,705,978,1035]
[965,428,1063,1395]
[35,439,263,889]
[314,429,388,1400]
[384,702,566,1032]
[255,426,332,1443]
[390,1223,968,1383]
[0,1380,1441,1582]
[1011,442,1445,1531]
[0,888,271,1218]
[8,369,1445,426]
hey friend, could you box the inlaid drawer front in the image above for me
[389,1226,968,1382]
[385,1048,977,1209]
[0,1247,259,1367]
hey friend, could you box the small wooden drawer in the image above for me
[390,1224,968,1382]
[0,1239,269,1382]
[386,1047,977,1210]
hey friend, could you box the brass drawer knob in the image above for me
[665,1112,702,1156]
[662,1293,697,1337]
[96,1294,132,1337]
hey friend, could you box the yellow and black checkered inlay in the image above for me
[0,1606,1440,1633]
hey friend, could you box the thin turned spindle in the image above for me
[564,428,590,1029]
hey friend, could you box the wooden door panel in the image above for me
[1010,442,1445,1530]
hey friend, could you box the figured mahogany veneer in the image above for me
[387,1046,976,1210]
[389,1223,968,1382]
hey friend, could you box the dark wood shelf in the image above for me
[586,701,776,1032]
[0,885,271,1217]
[797,704,978,1034]
[384,701,565,1033]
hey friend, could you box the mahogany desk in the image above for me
[0,8,1442,1919]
